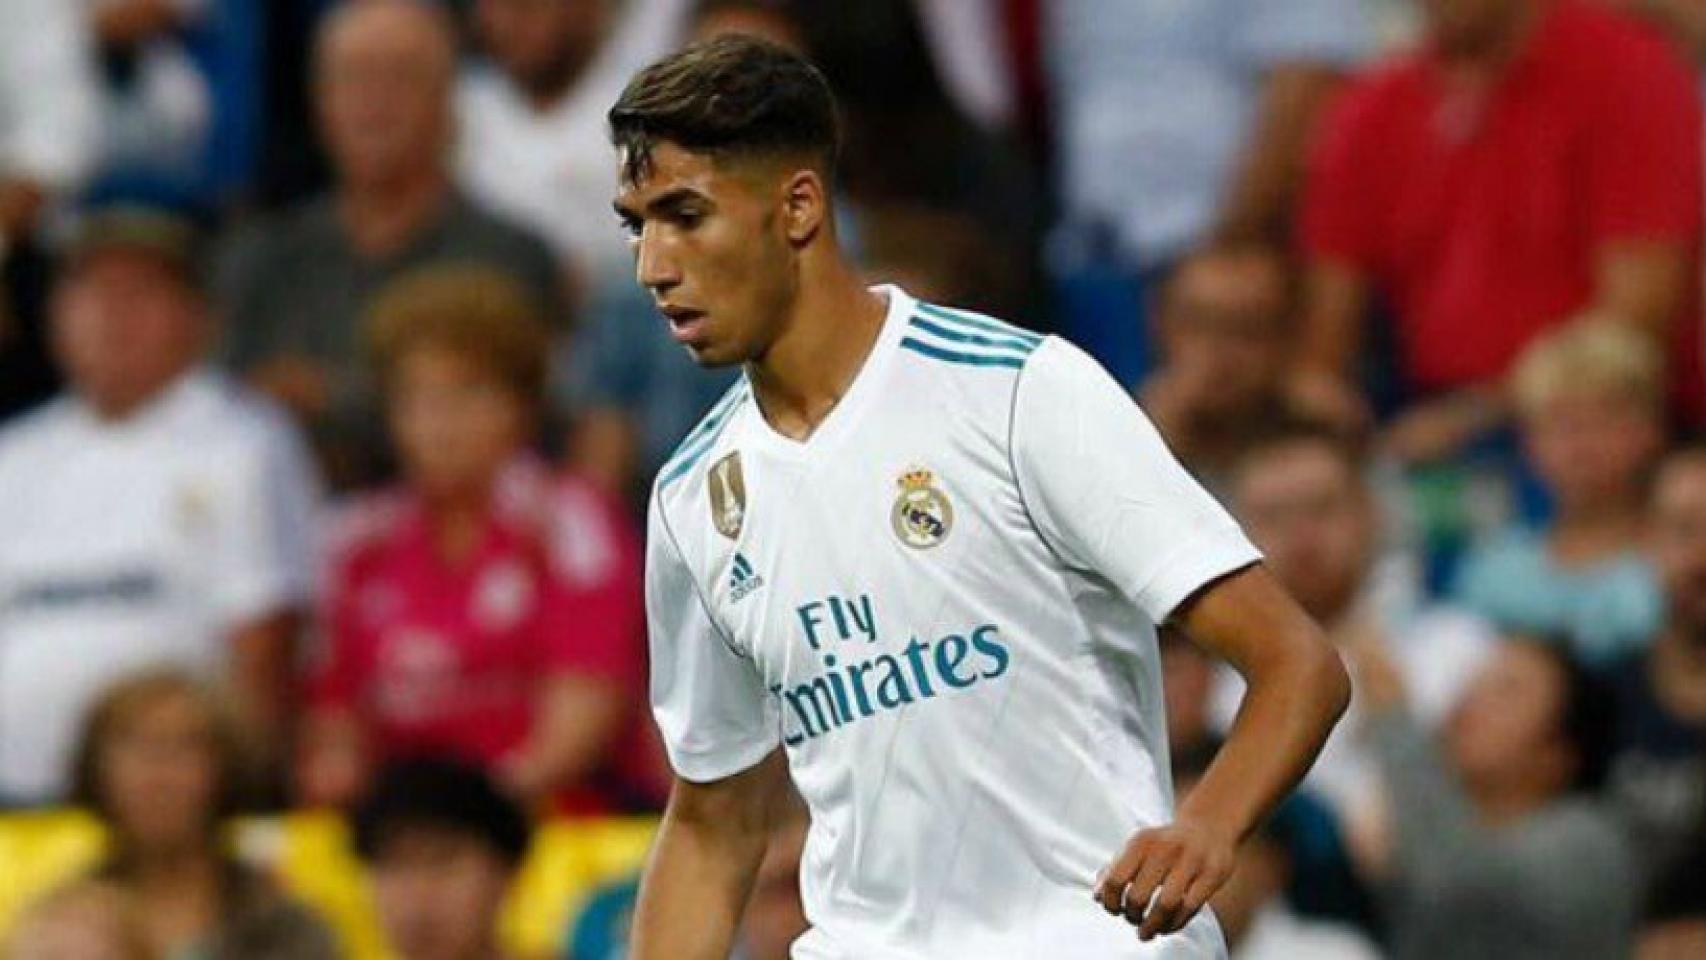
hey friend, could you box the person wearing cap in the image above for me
[353,757,533,960]
[0,205,321,806]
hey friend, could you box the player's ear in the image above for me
[779,168,827,247]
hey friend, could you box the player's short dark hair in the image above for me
[607,34,839,185]
[352,757,532,867]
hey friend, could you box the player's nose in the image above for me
[636,234,682,293]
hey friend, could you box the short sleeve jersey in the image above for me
[646,288,1260,958]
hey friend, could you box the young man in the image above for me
[612,37,1350,959]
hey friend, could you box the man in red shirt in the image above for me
[1297,0,1703,454]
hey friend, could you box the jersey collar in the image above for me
[739,284,914,462]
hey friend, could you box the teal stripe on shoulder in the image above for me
[663,380,746,462]
[907,314,1036,356]
[658,383,748,489]
[900,337,1028,369]
[915,301,1042,347]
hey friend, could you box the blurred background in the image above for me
[2,0,1706,957]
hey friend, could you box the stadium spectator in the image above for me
[215,0,566,490]
[1636,830,1706,959]
[0,0,100,417]
[1605,446,1706,882]
[803,0,1044,318]
[1218,423,1496,824]
[0,207,318,806]
[1046,0,1367,385]
[692,0,805,49]
[1298,0,1704,452]
[299,265,648,812]
[0,0,99,242]
[1452,319,1666,665]
[61,670,338,958]
[1629,0,1706,71]
[1051,0,1366,257]
[1354,635,1636,960]
[456,0,689,288]
[80,0,265,213]
[352,758,531,960]
[1139,246,1312,495]
[6,881,153,960]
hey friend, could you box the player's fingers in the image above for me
[1137,854,1199,940]
[1122,844,1179,927]
[1168,871,1223,934]
[1094,837,1150,916]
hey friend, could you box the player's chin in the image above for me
[681,338,747,369]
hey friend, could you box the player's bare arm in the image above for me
[1095,564,1349,941]
[631,750,790,960]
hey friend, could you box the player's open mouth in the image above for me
[660,305,707,342]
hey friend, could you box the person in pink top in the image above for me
[298,264,654,812]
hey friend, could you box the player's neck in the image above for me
[747,260,887,443]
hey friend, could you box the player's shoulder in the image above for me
[650,376,753,511]
[893,298,1048,382]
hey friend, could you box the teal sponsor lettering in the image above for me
[873,654,914,708]
[771,611,1016,746]
[972,624,1010,679]
[934,634,975,688]
[903,637,936,699]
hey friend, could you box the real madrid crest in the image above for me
[708,451,747,539]
[891,466,953,549]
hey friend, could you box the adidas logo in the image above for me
[729,552,764,602]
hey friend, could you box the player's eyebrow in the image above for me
[613,187,708,225]
[647,187,710,216]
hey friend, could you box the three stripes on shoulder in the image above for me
[900,302,1043,369]
[659,302,1045,488]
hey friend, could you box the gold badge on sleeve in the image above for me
[708,451,746,539]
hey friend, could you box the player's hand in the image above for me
[1094,817,1237,941]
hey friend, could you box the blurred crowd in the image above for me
[3,0,1706,957]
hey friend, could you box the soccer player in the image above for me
[611,37,1351,959]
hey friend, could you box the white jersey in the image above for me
[0,370,319,801]
[646,287,1260,959]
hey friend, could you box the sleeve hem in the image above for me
[665,738,777,785]
[1134,529,1263,623]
